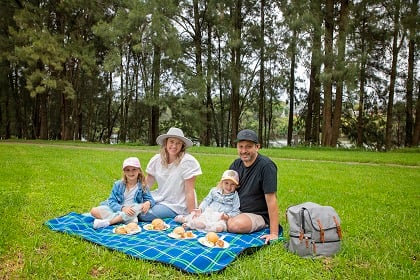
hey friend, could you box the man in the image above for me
[227,129,280,244]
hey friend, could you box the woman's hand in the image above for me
[141,201,151,213]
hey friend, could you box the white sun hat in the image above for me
[156,127,193,147]
[122,157,141,170]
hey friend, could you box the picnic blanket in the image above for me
[45,212,284,274]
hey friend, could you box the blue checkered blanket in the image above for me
[45,212,283,274]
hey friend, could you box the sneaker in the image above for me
[93,219,110,229]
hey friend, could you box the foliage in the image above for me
[0,0,418,148]
[0,141,419,279]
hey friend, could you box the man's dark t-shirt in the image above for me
[229,154,277,224]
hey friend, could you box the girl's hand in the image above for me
[123,206,135,216]
[221,213,229,220]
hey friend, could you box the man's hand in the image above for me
[260,233,278,244]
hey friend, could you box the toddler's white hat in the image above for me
[221,170,239,186]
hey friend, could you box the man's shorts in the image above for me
[242,213,267,232]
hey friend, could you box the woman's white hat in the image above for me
[156,127,193,147]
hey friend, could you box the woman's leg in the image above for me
[138,204,177,222]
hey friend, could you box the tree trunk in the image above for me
[385,0,401,151]
[230,0,242,146]
[258,0,265,147]
[412,86,420,146]
[287,29,297,146]
[306,23,321,146]
[207,20,218,147]
[357,5,368,148]
[150,44,161,145]
[217,32,225,147]
[405,0,417,147]
[332,0,349,146]
[38,93,49,140]
[321,0,334,147]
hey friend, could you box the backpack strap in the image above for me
[333,216,342,239]
[299,208,305,241]
[316,219,325,242]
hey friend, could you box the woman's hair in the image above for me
[159,138,186,167]
[122,167,147,191]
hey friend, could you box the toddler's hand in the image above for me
[191,208,201,218]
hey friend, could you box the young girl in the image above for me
[174,170,240,232]
[91,157,155,229]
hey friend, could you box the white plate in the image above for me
[112,225,141,235]
[167,232,197,239]
[198,237,229,248]
[143,223,170,231]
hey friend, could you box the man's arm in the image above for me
[261,193,279,243]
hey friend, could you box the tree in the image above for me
[228,0,243,146]
[305,0,322,145]
[321,0,334,146]
[403,0,418,146]
[384,0,403,151]
[331,0,350,145]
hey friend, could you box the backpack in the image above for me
[285,202,342,258]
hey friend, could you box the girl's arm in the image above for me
[107,181,124,212]
[225,193,241,217]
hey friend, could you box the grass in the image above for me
[0,141,419,279]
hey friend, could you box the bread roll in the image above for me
[115,226,127,234]
[173,226,185,235]
[126,222,139,232]
[205,232,219,244]
[151,218,165,230]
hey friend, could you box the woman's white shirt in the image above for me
[146,153,202,215]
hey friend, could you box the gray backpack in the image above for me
[285,202,342,258]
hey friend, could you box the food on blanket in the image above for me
[170,226,195,239]
[216,239,225,247]
[113,223,140,234]
[185,231,194,238]
[115,226,128,234]
[151,218,165,230]
[173,226,185,236]
[126,222,139,233]
[198,233,228,248]
[205,232,219,245]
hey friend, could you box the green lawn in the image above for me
[0,141,418,279]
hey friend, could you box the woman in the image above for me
[139,127,202,221]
